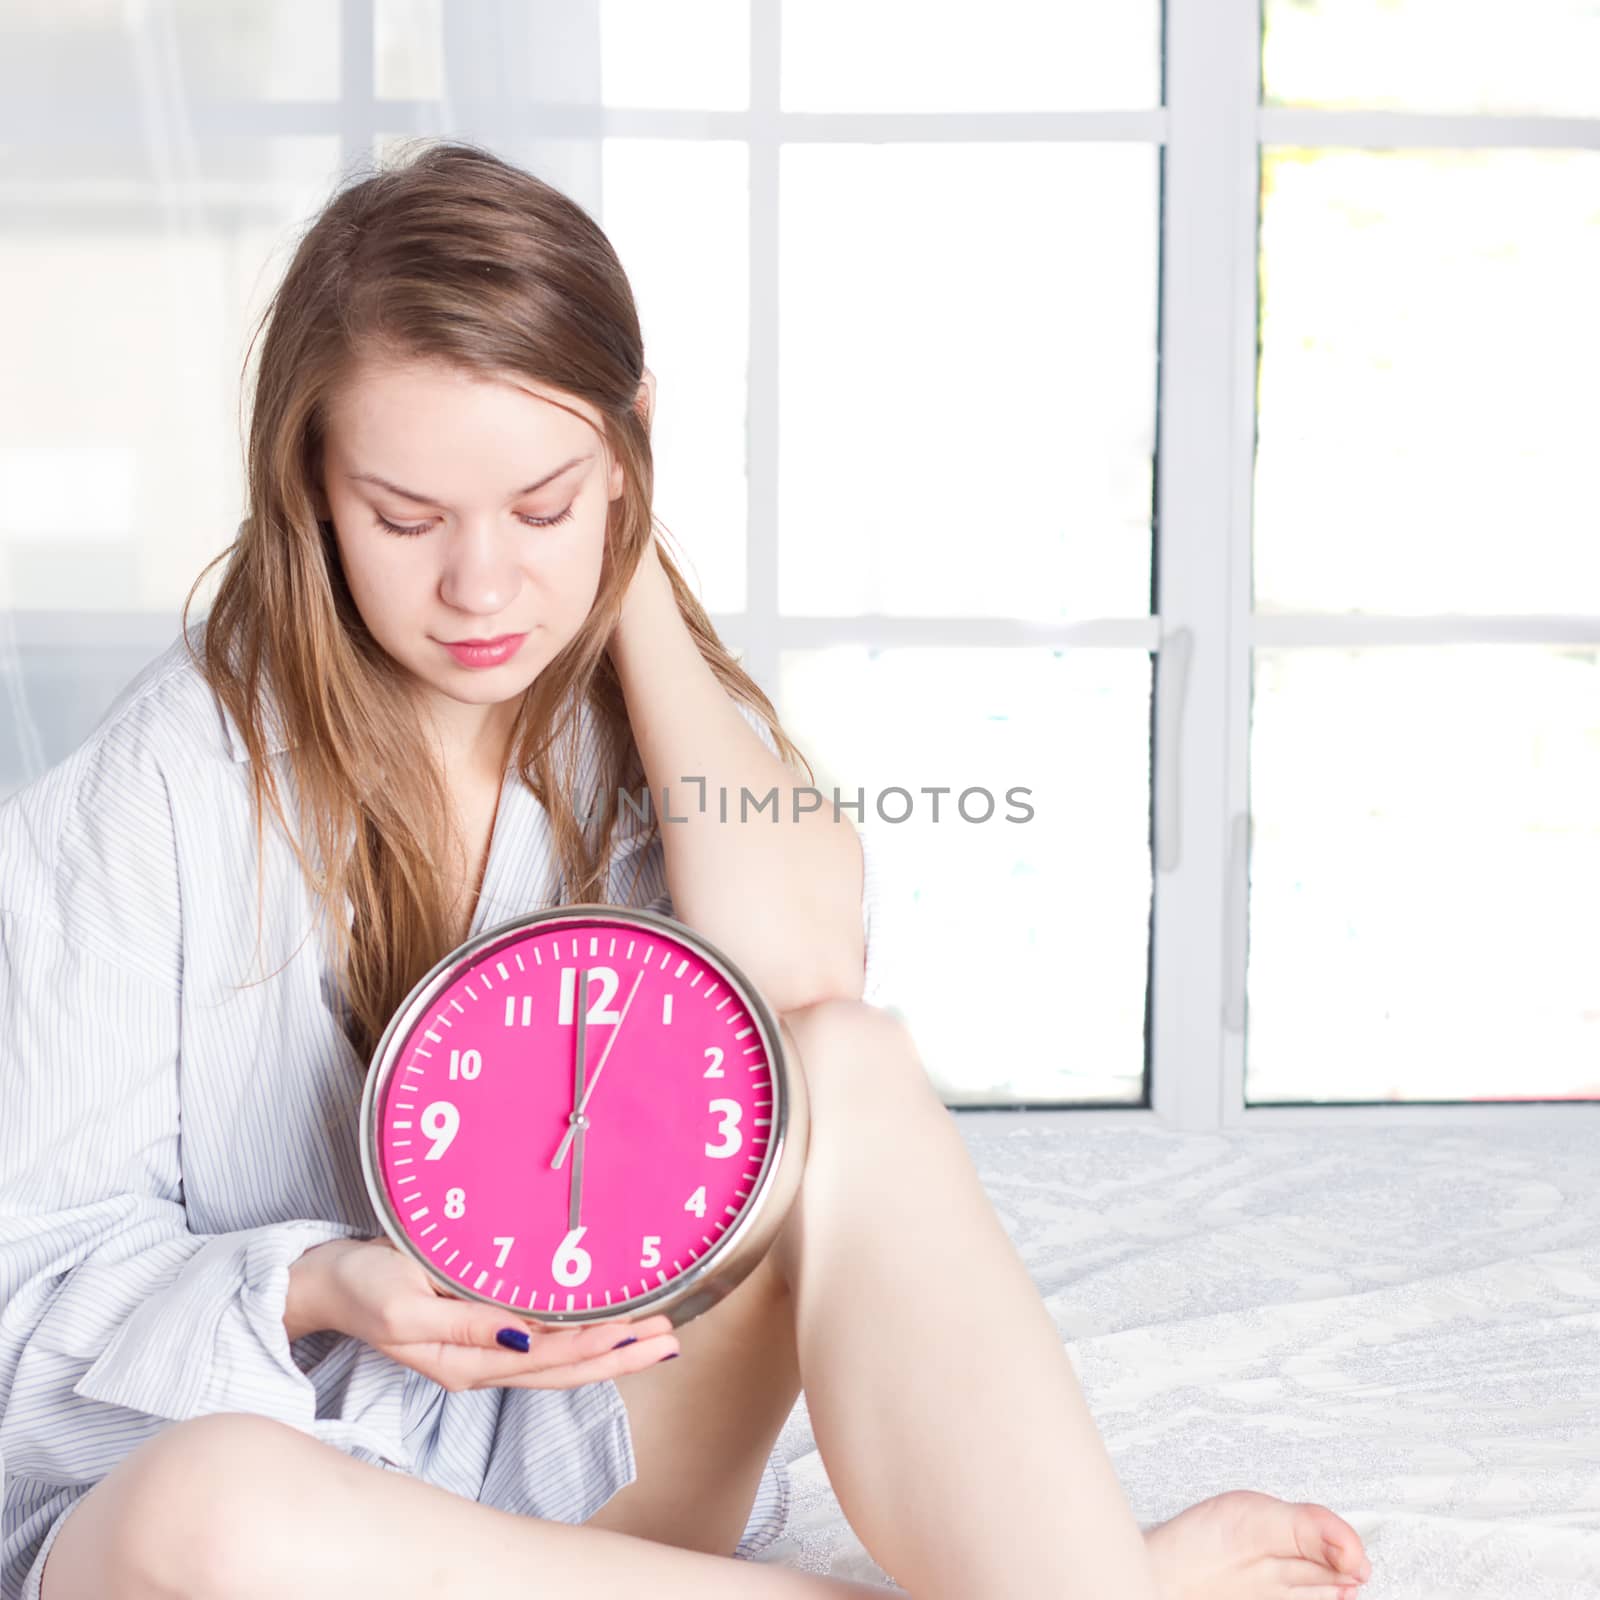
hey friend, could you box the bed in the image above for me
[749,1120,1600,1599]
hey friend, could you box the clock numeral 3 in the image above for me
[705,1098,743,1158]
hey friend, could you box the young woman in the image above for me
[0,140,1372,1600]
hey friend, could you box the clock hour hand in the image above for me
[551,967,644,1170]
[568,967,588,1231]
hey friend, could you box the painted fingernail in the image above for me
[613,1336,637,1349]
[496,1327,531,1352]
[659,1351,679,1362]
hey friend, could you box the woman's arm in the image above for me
[284,1237,369,1342]
[607,540,866,1013]
[0,718,406,1482]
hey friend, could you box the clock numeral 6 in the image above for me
[705,1098,743,1158]
[558,966,621,1025]
[552,1225,592,1287]
[420,1101,459,1159]
[444,1187,466,1218]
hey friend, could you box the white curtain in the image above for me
[1,0,607,799]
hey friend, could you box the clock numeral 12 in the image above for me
[558,966,622,1025]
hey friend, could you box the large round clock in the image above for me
[357,904,809,1330]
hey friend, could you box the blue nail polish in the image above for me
[497,1327,531,1352]
[661,1352,679,1361]
[613,1336,637,1349]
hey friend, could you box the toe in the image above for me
[1270,1556,1367,1589]
[1293,1502,1370,1581]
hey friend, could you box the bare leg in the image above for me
[40,1412,900,1600]
[769,1002,1371,1600]
[767,1001,1161,1600]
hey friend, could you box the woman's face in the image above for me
[313,356,631,766]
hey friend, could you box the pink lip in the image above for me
[439,632,528,669]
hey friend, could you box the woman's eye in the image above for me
[373,505,576,538]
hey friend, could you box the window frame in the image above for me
[16,0,1596,1130]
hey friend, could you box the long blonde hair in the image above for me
[183,137,811,1068]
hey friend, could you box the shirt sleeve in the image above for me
[0,721,383,1489]
[604,696,885,1007]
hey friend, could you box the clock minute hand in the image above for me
[568,967,587,1231]
[550,967,644,1171]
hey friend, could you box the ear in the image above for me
[635,365,656,434]
[610,366,655,499]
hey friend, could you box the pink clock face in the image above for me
[368,911,781,1320]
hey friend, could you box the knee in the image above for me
[105,1414,323,1598]
[777,997,940,1118]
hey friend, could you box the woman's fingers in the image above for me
[404,1295,672,1354]
[381,1311,679,1391]
[494,1330,681,1389]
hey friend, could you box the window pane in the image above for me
[600,0,749,110]
[1263,0,1600,118]
[780,144,1158,620]
[779,646,1151,1105]
[600,140,749,614]
[1248,646,1600,1104]
[1255,148,1600,616]
[376,0,443,101]
[0,137,343,614]
[0,0,341,103]
[783,0,1161,112]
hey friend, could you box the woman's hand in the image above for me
[310,1238,681,1393]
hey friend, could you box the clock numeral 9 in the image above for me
[444,1186,466,1218]
[420,1100,459,1159]
[705,1098,743,1158]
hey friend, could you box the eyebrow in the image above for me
[348,452,593,506]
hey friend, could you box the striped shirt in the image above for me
[0,623,883,1600]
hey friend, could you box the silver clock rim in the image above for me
[356,901,797,1327]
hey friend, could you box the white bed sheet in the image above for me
[749,1121,1600,1598]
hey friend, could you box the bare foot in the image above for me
[1145,1490,1373,1600]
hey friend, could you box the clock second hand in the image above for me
[551,967,644,1171]
[569,967,587,1231]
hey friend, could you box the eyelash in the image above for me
[373,505,576,538]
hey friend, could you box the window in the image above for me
[4,1,1594,1125]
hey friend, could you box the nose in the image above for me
[437,517,523,618]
